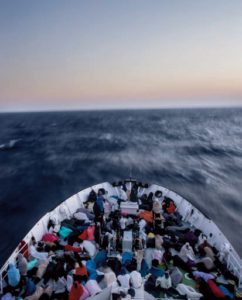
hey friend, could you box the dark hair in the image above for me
[39,294,50,300]
[128,288,135,297]
[155,190,163,198]
[152,259,159,267]
[98,188,106,195]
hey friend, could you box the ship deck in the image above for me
[1,180,242,300]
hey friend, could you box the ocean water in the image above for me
[0,108,242,266]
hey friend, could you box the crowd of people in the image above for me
[0,181,239,300]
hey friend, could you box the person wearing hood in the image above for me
[179,242,196,263]
[7,263,20,287]
[17,253,28,276]
[29,244,48,260]
[1,292,15,300]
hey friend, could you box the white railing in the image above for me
[162,187,242,288]
[227,250,242,287]
[1,181,242,293]
[0,182,118,294]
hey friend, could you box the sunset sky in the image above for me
[1,0,242,111]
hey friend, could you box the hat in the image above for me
[148,232,155,239]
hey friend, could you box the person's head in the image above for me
[148,192,153,198]
[120,267,127,275]
[31,236,37,245]
[37,241,44,251]
[194,229,201,237]
[165,270,170,278]
[152,259,159,267]
[98,188,105,196]
[141,193,147,200]
[128,288,135,298]
[120,291,126,298]
[155,190,163,198]
[39,293,50,300]
[20,276,27,285]
[44,244,51,252]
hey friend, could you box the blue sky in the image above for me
[1,0,242,111]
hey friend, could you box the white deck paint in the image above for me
[1,181,242,296]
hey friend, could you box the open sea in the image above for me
[0,107,242,266]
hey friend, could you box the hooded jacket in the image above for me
[17,253,28,276]
[7,263,20,287]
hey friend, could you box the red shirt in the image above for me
[69,282,84,300]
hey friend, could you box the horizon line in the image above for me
[1,104,242,114]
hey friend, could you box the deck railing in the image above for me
[227,250,242,287]
[1,181,242,294]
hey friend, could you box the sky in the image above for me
[0,0,242,111]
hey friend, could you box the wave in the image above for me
[0,139,21,151]
[183,143,242,157]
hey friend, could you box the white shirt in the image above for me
[120,217,127,230]
[29,245,48,260]
[66,274,73,292]
[81,240,96,257]
[53,277,66,294]
[156,275,172,289]
[117,274,130,288]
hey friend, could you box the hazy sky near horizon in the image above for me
[1,0,242,111]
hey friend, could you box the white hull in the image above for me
[1,181,242,298]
